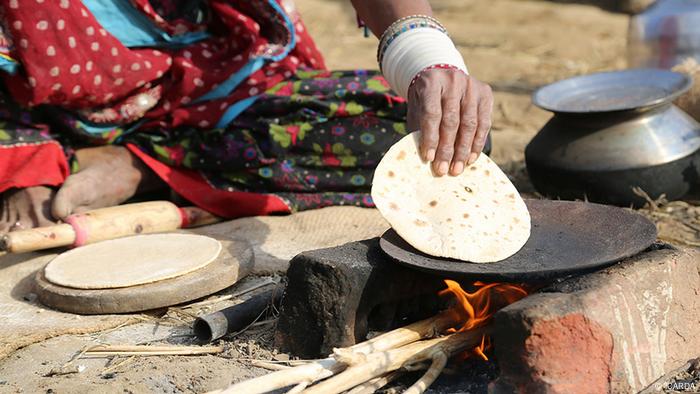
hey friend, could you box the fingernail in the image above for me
[451,161,464,175]
[437,161,449,176]
[467,152,479,165]
[426,149,436,162]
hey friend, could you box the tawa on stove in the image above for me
[380,199,657,282]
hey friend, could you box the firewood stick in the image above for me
[347,309,460,355]
[346,371,403,394]
[403,352,448,394]
[84,345,223,356]
[100,355,137,376]
[285,381,308,394]
[212,310,461,394]
[87,345,223,352]
[302,329,484,394]
[86,351,221,356]
[250,360,292,371]
[214,358,342,394]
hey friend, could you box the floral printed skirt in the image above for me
[0,69,411,217]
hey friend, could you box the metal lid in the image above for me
[532,68,692,114]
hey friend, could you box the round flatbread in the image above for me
[371,132,531,263]
[44,233,222,289]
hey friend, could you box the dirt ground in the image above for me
[0,0,699,393]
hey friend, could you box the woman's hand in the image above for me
[407,69,494,176]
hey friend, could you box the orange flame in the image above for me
[438,279,529,360]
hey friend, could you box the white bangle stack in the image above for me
[378,15,468,99]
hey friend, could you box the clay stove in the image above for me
[275,238,700,393]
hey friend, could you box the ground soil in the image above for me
[0,0,698,393]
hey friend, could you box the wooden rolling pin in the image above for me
[0,201,221,254]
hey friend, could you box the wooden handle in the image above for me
[1,224,76,254]
[66,201,183,246]
[1,201,221,253]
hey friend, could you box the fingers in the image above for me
[51,184,76,220]
[451,78,478,175]
[414,83,442,163]
[408,71,494,176]
[51,173,94,220]
[470,83,493,163]
[406,90,420,142]
[433,94,461,176]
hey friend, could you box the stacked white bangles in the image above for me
[378,15,468,98]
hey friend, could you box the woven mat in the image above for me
[191,206,389,273]
[0,206,388,360]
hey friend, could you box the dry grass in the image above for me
[632,188,700,248]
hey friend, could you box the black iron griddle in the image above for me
[379,199,657,282]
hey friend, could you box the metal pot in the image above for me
[525,69,700,207]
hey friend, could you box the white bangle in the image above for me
[380,27,468,98]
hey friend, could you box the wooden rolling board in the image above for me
[34,239,254,315]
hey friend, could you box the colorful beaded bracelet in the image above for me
[377,15,447,63]
[378,16,442,52]
[408,63,467,92]
[378,14,445,45]
[377,19,448,68]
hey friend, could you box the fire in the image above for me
[438,279,528,360]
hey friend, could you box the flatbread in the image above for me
[371,132,531,263]
[44,234,222,289]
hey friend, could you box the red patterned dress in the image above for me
[0,0,408,218]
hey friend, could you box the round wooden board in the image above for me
[34,239,254,314]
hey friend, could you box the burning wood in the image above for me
[213,281,528,394]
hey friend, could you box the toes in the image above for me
[51,192,71,220]
[0,209,19,234]
[52,174,96,220]
[32,189,57,228]
[0,195,11,234]
[1,187,55,232]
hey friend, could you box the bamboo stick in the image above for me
[86,352,219,356]
[100,356,137,376]
[212,310,461,394]
[285,381,308,394]
[403,352,448,394]
[250,360,292,371]
[302,329,484,394]
[214,358,341,394]
[347,309,460,355]
[45,345,92,376]
[84,345,223,356]
[346,371,403,394]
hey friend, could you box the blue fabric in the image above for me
[80,0,296,129]
[0,57,18,75]
[264,0,296,61]
[216,95,260,128]
[81,0,209,48]
[75,118,144,136]
[193,0,296,106]
[75,120,115,135]
[195,57,266,103]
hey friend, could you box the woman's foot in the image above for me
[0,146,164,233]
[51,146,164,219]
[0,187,56,233]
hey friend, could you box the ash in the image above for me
[385,357,498,394]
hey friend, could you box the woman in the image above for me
[0,0,493,232]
